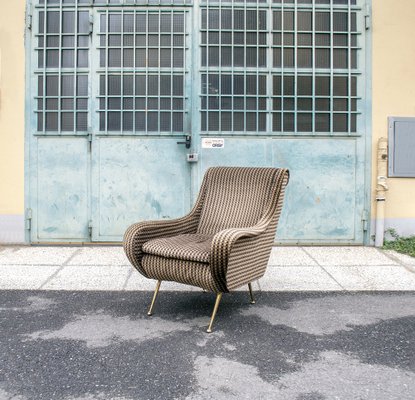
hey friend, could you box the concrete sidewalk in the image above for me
[0,245,414,291]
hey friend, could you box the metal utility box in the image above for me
[388,117,415,177]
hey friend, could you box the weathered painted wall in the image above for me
[1,0,415,243]
[0,0,25,214]
[0,0,26,242]
[372,0,415,236]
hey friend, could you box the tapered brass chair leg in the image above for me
[147,280,162,316]
[248,283,256,304]
[207,293,223,333]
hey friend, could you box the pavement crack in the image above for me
[37,248,83,290]
[300,247,347,291]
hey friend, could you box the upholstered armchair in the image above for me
[124,167,289,332]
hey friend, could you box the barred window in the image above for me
[201,0,361,135]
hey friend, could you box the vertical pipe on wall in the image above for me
[374,137,388,247]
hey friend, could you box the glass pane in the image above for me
[298,12,312,31]
[123,112,133,131]
[334,49,348,69]
[284,11,294,31]
[62,50,75,68]
[283,113,294,131]
[62,99,74,110]
[333,76,348,96]
[76,76,87,96]
[315,113,330,132]
[46,99,58,110]
[273,113,282,131]
[109,14,122,32]
[108,112,121,130]
[46,50,59,67]
[46,76,59,96]
[78,11,90,34]
[284,48,294,68]
[62,11,75,34]
[76,113,88,131]
[298,114,312,132]
[333,12,348,32]
[333,114,347,132]
[298,76,312,95]
[47,11,60,33]
[315,12,330,31]
[61,112,74,131]
[298,98,312,111]
[316,49,330,68]
[45,113,58,131]
[283,76,294,95]
[298,49,312,68]
[315,76,330,96]
[108,49,121,68]
[172,113,183,131]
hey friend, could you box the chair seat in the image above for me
[142,233,213,263]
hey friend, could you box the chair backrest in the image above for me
[196,167,283,235]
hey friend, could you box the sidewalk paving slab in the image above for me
[0,264,61,290]
[323,265,415,291]
[0,245,414,292]
[303,246,399,266]
[0,246,77,265]
[41,265,131,291]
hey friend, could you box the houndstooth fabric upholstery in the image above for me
[197,167,278,235]
[141,255,221,292]
[142,234,212,263]
[123,167,289,292]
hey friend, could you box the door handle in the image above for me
[177,135,191,149]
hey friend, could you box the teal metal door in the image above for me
[90,7,193,241]
[195,0,370,244]
[27,1,193,243]
[27,0,369,244]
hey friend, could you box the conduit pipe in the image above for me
[375,137,389,247]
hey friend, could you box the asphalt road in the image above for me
[1,290,415,400]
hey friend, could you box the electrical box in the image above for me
[388,117,415,177]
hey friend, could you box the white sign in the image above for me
[202,138,225,149]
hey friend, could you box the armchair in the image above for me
[124,167,289,332]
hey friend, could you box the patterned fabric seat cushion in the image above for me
[142,233,213,263]
[141,255,220,292]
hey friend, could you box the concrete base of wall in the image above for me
[385,218,415,238]
[0,215,25,244]
[371,218,415,245]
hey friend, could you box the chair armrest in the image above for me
[209,223,268,291]
[123,215,199,276]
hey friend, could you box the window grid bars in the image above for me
[97,9,189,134]
[201,0,363,136]
[35,3,90,134]
[38,1,193,6]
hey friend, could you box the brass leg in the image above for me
[207,293,223,333]
[248,283,256,304]
[147,280,162,316]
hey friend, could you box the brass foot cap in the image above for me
[206,328,212,333]
[147,312,153,316]
[250,300,256,304]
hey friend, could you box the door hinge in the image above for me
[26,3,33,31]
[88,130,92,152]
[25,208,33,231]
[364,5,371,30]
[88,220,93,237]
[89,13,94,35]
[361,210,369,232]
